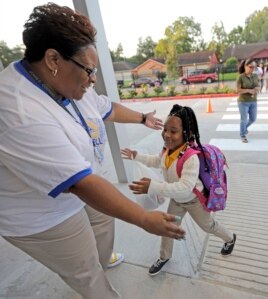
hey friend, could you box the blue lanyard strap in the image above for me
[17,59,91,137]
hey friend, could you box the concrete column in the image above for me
[72,0,131,182]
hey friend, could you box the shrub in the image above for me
[168,85,176,96]
[199,87,207,94]
[154,86,164,96]
[181,87,189,95]
[128,90,137,98]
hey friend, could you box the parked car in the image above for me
[129,77,156,88]
[180,69,218,85]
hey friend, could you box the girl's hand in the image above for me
[129,177,151,194]
[144,110,163,130]
[121,148,137,160]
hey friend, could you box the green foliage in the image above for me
[154,86,164,96]
[155,16,202,77]
[111,43,124,62]
[128,90,138,98]
[117,88,123,98]
[181,87,189,95]
[242,7,268,43]
[136,36,156,60]
[227,26,245,45]
[225,56,238,66]
[212,86,220,93]
[167,85,177,96]
[141,84,149,97]
[210,21,228,57]
[156,71,167,81]
[0,41,24,67]
[199,87,207,94]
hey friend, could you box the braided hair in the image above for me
[168,104,207,161]
[168,104,201,144]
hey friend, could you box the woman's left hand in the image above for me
[145,110,163,130]
[129,177,151,194]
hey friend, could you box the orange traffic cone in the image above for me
[206,98,213,113]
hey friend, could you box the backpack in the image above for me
[175,144,228,212]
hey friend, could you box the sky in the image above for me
[0,0,267,57]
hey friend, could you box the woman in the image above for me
[0,3,185,299]
[237,59,260,143]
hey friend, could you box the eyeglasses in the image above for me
[247,65,254,69]
[66,56,97,77]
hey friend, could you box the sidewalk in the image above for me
[0,95,268,299]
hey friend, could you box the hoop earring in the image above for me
[52,69,58,77]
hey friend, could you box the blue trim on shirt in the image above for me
[14,61,45,91]
[48,168,92,198]
[102,105,113,120]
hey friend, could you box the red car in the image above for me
[180,69,218,85]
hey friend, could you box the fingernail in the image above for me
[175,216,181,222]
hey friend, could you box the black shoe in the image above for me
[221,234,236,256]
[241,136,248,143]
[148,258,169,276]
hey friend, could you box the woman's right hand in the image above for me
[140,211,186,239]
[121,148,137,160]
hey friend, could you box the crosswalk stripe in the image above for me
[210,138,268,151]
[227,107,268,111]
[231,96,268,101]
[230,101,268,105]
[222,114,268,120]
[216,124,268,131]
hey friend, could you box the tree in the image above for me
[136,36,156,60]
[227,26,245,46]
[225,56,238,67]
[242,7,268,43]
[111,43,124,62]
[207,22,228,57]
[155,17,202,77]
[0,41,24,67]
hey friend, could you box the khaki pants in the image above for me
[160,198,233,259]
[4,206,121,299]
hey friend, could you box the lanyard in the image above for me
[18,59,91,137]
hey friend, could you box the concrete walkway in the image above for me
[1,94,268,298]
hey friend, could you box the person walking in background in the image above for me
[121,104,236,276]
[257,62,265,93]
[0,3,185,299]
[237,59,260,143]
[264,64,268,93]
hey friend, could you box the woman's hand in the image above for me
[129,177,151,194]
[141,211,186,239]
[144,110,163,130]
[121,148,137,160]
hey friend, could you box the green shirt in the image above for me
[237,73,259,102]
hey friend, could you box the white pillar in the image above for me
[72,0,131,182]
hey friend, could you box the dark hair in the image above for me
[238,58,255,74]
[23,2,97,62]
[168,104,202,147]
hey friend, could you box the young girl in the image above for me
[121,104,236,276]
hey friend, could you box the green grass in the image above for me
[219,72,238,81]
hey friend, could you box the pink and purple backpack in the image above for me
[176,144,228,212]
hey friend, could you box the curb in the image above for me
[120,93,238,103]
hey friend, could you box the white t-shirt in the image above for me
[0,62,111,236]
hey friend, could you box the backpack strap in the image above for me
[176,148,211,212]
[176,148,200,177]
